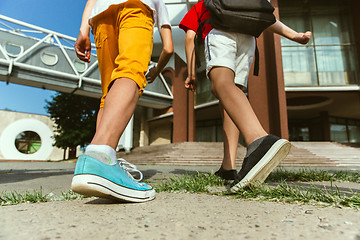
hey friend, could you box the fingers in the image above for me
[74,32,91,63]
[293,31,312,45]
[305,31,312,38]
[75,47,91,62]
[145,66,157,84]
[184,78,196,92]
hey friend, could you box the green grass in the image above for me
[154,169,360,209]
[0,187,48,205]
[267,168,360,183]
[154,172,226,193]
[229,182,360,209]
[0,188,85,206]
[1,169,359,208]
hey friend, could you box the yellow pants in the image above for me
[91,0,154,108]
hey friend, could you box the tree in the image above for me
[45,92,99,159]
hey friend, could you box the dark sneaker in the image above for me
[71,155,155,202]
[215,167,237,180]
[230,135,291,192]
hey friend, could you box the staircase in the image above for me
[117,142,360,167]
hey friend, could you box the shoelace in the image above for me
[117,158,143,182]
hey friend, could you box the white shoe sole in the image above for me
[230,139,291,192]
[71,174,156,203]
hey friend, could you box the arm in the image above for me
[266,19,312,45]
[184,29,197,92]
[74,0,97,62]
[146,25,174,83]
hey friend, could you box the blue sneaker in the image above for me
[71,155,155,202]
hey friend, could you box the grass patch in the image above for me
[0,188,85,206]
[230,182,360,209]
[2,169,359,207]
[266,168,360,183]
[154,170,360,209]
[154,172,226,193]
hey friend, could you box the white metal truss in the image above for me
[0,14,173,108]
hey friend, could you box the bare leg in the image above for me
[96,108,103,129]
[90,78,140,149]
[209,67,268,146]
[219,102,238,170]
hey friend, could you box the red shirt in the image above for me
[179,1,212,40]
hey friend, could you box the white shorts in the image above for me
[204,28,256,89]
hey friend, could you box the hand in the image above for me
[292,31,312,45]
[185,75,197,92]
[74,30,92,63]
[145,66,157,84]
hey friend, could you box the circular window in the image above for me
[0,119,53,160]
[74,59,88,73]
[4,42,24,57]
[41,51,58,66]
[15,131,42,154]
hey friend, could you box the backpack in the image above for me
[201,0,277,76]
[203,0,276,38]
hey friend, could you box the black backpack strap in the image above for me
[253,43,259,76]
[194,9,210,68]
[194,19,210,67]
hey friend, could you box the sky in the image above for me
[0,0,87,115]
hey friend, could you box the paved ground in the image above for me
[1,161,360,240]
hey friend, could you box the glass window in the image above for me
[41,51,58,66]
[348,125,360,143]
[330,124,348,143]
[196,119,223,142]
[4,42,23,57]
[15,131,41,154]
[279,1,359,87]
[74,59,88,73]
[195,70,216,105]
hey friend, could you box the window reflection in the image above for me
[279,1,359,87]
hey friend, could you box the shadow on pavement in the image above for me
[0,169,74,184]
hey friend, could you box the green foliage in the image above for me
[45,92,99,149]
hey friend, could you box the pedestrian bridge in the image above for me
[0,14,177,153]
[0,14,174,109]
[0,0,193,155]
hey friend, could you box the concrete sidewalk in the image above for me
[0,161,221,195]
[1,161,360,240]
[1,161,360,195]
[1,161,359,195]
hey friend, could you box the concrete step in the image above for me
[117,142,360,167]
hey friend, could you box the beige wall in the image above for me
[149,118,172,146]
[0,110,65,161]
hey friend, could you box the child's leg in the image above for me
[90,2,153,150]
[210,67,268,146]
[219,102,239,170]
[90,78,140,149]
[214,102,238,180]
[71,1,155,203]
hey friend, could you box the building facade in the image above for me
[144,0,360,146]
[1,0,359,151]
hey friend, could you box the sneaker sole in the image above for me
[71,174,156,203]
[230,139,291,192]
